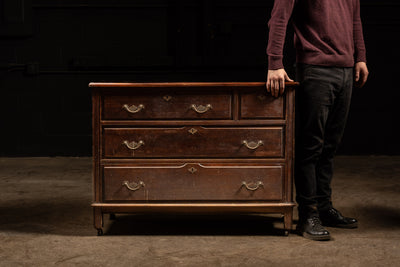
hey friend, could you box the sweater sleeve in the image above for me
[267,0,296,70]
[353,0,367,63]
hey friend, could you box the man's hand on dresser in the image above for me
[267,69,293,97]
[354,62,369,88]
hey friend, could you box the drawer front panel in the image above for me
[103,91,232,120]
[240,90,285,119]
[103,164,284,202]
[103,127,284,158]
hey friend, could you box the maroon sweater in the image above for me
[267,0,366,70]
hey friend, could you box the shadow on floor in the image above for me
[1,199,399,237]
[0,199,295,236]
[0,199,94,236]
[355,205,400,229]
[104,214,292,236]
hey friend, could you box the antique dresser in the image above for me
[90,82,297,236]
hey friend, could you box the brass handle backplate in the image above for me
[241,181,264,191]
[123,104,145,113]
[188,128,198,135]
[123,140,145,150]
[190,104,212,114]
[163,95,172,102]
[188,167,198,174]
[257,94,267,101]
[242,140,263,150]
[122,180,145,191]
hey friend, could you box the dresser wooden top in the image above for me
[89,82,299,88]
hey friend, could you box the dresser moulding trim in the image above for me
[89,81,299,88]
[102,163,284,169]
[100,120,288,126]
[91,203,296,214]
[100,159,288,164]
[92,90,101,203]
[285,82,296,205]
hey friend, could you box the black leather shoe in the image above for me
[319,207,358,229]
[296,216,331,241]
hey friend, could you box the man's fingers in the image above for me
[354,62,369,88]
[279,78,285,95]
[268,77,287,97]
[270,79,274,96]
[284,73,294,82]
[355,69,360,82]
[267,69,291,96]
[274,80,279,97]
[361,71,368,87]
[355,66,369,88]
[271,80,275,97]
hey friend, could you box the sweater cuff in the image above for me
[355,50,367,64]
[268,55,284,70]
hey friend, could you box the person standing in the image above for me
[266,0,369,241]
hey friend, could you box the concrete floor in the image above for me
[0,156,399,266]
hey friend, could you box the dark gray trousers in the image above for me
[295,63,354,219]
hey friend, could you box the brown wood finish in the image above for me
[103,164,283,202]
[103,91,232,120]
[103,126,284,158]
[240,89,285,119]
[91,81,298,236]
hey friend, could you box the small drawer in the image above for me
[102,90,232,120]
[103,164,284,202]
[103,126,284,158]
[240,89,285,119]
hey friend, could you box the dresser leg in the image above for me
[283,210,293,236]
[94,207,103,235]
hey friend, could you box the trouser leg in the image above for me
[316,68,353,211]
[295,64,353,219]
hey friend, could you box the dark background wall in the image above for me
[0,0,398,156]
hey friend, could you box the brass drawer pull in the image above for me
[242,181,264,191]
[242,140,263,150]
[123,104,145,113]
[122,181,145,191]
[190,104,212,114]
[123,140,145,150]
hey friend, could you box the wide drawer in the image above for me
[103,126,284,158]
[102,91,232,120]
[240,89,285,119]
[103,164,284,202]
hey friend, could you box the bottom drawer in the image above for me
[102,164,284,202]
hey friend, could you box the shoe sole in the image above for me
[302,232,331,241]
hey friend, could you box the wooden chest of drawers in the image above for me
[90,82,297,236]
